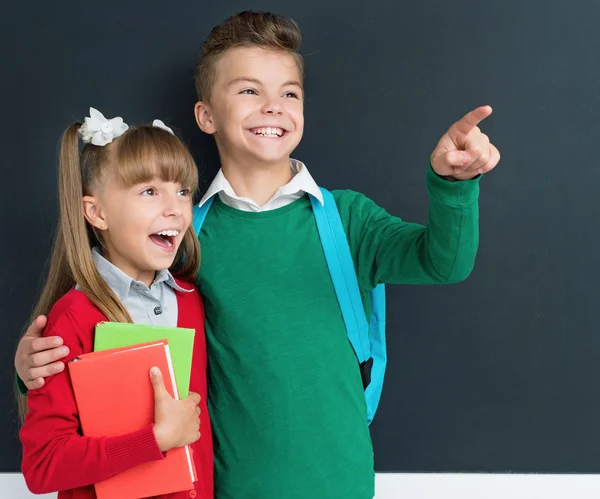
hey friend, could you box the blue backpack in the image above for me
[193,188,387,425]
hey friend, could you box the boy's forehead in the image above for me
[215,46,301,86]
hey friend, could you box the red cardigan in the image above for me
[20,281,213,499]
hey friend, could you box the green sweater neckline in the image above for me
[210,194,311,219]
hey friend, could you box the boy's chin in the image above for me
[247,149,294,167]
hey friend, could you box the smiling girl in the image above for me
[19,108,213,499]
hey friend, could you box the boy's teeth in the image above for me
[156,230,179,237]
[253,127,283,137]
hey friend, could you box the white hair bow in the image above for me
[78,108,175,146]
[152,119,174,135]
[78,107,129,146]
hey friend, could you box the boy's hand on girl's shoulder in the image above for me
[430,105,501,181]
[15,315,69,391]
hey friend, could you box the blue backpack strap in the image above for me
[364,283,386,424]
[193,196,215,236]
[310,188,387,425]
[309,189,370,364]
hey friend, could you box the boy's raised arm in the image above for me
[339,106,500,289]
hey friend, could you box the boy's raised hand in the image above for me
[150,367,201,452]
[430,105,500,180]
[15,315,69,390]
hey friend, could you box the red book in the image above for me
[68,340,197,499]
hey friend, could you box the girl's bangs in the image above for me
[112,127,198,190]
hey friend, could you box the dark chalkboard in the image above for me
[2,0,600,474]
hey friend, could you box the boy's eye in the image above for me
[284,91,299,99]
[142,188,156,196]
[240,88,258,95]
[179,188,191,197]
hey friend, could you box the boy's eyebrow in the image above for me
[228,77,262,87]
[282,80,303,90]
[228,77,303,90]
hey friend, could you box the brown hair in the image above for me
[17,123,200,421]
[194,11,304,102]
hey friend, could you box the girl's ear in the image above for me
[82,196,107,230]
[194,101,216,135]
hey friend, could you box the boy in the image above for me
[15,11,500,498]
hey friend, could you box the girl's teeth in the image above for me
[157,230,179,236]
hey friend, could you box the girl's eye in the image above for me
[142,188,156,196]
[179,188,191,197]
[284,91,299,99]
[240,88,257,95]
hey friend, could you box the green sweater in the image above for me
[197,168,480,498]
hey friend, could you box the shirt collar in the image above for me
[91,247,191,301]
[198,159,324,208]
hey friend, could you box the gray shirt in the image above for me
[88,247,192,326]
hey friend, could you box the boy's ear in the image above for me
[194,101,216,135]
[82,196,107,231]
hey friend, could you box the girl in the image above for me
[19,108,213,498]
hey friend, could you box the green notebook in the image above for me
[94,322,195,398]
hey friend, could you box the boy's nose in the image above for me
[261,101,283,115]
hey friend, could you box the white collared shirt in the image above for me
[199,159,324,212]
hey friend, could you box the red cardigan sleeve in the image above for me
[20,301,164,494]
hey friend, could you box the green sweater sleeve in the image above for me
[16,372,28,395]
[334,167,480,290]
